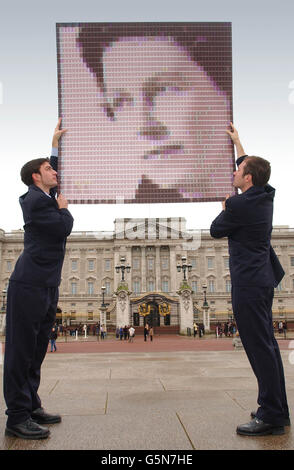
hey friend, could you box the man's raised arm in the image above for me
[226,122,246,160]
[50,118,67,196]
[52,117,67,149]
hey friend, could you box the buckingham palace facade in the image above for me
[1,218,294,334]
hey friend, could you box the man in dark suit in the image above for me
[3,119,74,439]
[210,123,290,436]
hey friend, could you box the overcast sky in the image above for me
[1,0,293,233]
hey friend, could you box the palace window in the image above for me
[225,279,231,293]
[71,260,78,271]
[207,257,214,269]
[71,282,77,295]
[162,279,169,293]
[148,279,155,291]
[208,279,215,293]
[88,259,94,271]
[191,280,198,293]
[105,259,111,271]
[148,258,154,270]
[133,280,141,294]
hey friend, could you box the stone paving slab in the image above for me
[0,347,293,451]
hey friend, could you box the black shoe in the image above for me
[250,411,291,426]
[31,407,61,424]
[5,418,50,440]
[237,418,285,436]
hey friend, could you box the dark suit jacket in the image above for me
[210,183,284,287]
[10,155,74,287]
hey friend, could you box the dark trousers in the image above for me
[3,280,58,426]
[232,285,289,426]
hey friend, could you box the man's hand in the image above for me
[57,193,68,209]
[226,122,240,143]
[52,118,67,148]
[226,122,245,157]
[222,194,230,211]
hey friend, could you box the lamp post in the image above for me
[227,306,233,322]
[1,288,7,336]
[101,286,109,308]
[177,256,192,281]
[202,283,210,332]
[100,286,109,333]
[2,288,7,311]
[115,257,131,282]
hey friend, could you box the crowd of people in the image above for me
[50,319,289,343]
[192,323,205,338]
[50,322,138,343]
[115,325,136,342]
[274,321,288,338]
[215,321,237,338]
[49,322,106,339]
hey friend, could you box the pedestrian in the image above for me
[49,328,57,352]
[129,326,135,342]
[3,119,73,440]
[149,326,154,342]
[283,321,287,339]
[210,122,289,436]
[96,322,100,340]
[119,326,123,341]
[144,323,149,342]
[100,325,105,340]
[224,322,229,337]
[123,325,128,340]
[115,327,120,340]
[193,322,198,338]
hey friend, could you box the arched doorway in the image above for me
[131,293,179,334]
[144,302,160,327]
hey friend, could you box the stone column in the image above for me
[177,284,193,335]
[0,282,7,336]
[0,312,6,336]
[155,246,161,291]
[114,283,131,327]
[169,246,177,293]
[141,246,146,293]
[100,306,107,329]
[202,305,210,331]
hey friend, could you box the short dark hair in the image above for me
[76,22,232,100]
[20,158,49,186]
[243,156,271,187]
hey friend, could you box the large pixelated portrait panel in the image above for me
[56,22,234,204]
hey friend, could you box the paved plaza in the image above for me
[0,335,293,451]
